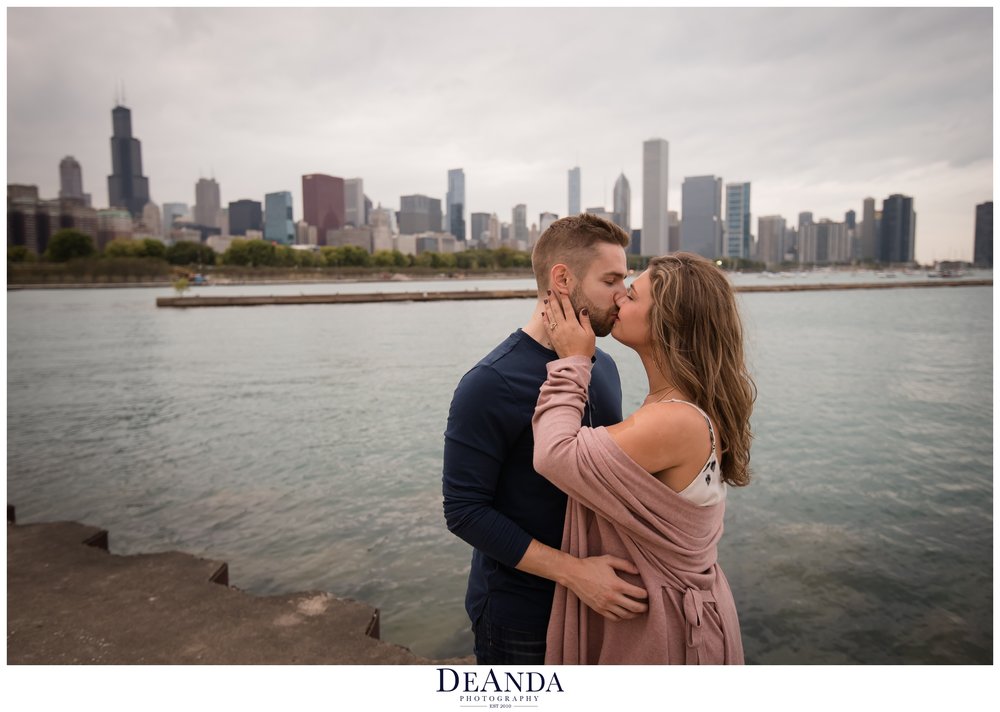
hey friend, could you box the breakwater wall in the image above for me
[155,279,990,308]
[6,505,470,664]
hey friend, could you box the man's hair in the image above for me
[531,213,630,293]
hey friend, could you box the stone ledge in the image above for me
[7,517,467,664]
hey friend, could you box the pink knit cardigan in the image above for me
[532,356,744,665]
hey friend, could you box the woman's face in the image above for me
[611,270,653,350]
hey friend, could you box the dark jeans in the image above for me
[473,610,547,665]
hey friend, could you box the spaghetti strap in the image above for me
[655,398,716,453]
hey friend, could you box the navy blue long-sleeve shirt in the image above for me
[443,329,623,632]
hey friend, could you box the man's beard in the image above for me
[569,285,617,337]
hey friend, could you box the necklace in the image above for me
[645,385,677,402]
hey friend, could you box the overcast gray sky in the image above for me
[6,7,993,263]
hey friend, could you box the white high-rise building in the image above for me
[642,138,669,256]
[757,215,786,268]
[345,178,365,227]
[568,167,581,216]
[140,201,162,237]
[613,173,631,233]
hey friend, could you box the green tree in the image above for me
[167,240,217,266]
[340,245,371,267]
[7,245,36,263]
[244,239,278,267]
[103,238,144,259]
[293,248,321,268]
[45,229,96,262]
[274,245,297,268]
[372,249,397,268]
[412,251,435,268]
[139,239,167,260]
[430,251,457,269]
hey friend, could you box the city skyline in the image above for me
[6,7,993,263]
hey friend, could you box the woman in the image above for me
[533,252,755,664]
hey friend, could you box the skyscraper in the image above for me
[470,212,491,245]
[757,215,787,267]
[302,174,345,245]
[680,175,723,258]
[264,191,294,245]
[194,178,221,228]
[974,201,992,268]
[228,199,263,236]
[800,219,850,265]
[446,168,466,241]
[162,202,188,237]
[860,197,877,261]
[568,167,581,216]
[398,194,441,234]
[107,104,150,218]
[642,138,669,256]
[59,156,89,205]
[725,183,752,259]
[513,203,528,244]
[613,173,631,233]
[140,201,162,237]
[539,212,558,234]
[878,194,916,264]
[344,178,365,227]
[668,211,680,253]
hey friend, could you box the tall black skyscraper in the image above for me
[107,104,150,218]
[974,201,992,268]
[878,194,916,264]
[228,199,263,236]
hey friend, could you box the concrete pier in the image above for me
[154,279,990,308]
[6,509,468,664]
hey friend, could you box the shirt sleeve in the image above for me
[442,365,534,568]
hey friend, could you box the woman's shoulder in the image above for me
[605,400,711,474]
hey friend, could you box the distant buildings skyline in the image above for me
[8,101,982,266]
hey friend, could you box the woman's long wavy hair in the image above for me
[646,253,756,487]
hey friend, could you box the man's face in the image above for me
[567,243,628,337]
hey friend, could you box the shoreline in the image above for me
[5,271,535,290]
[6,507,471,665]
[152,279,991,308]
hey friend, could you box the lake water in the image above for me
[5,273,993,663]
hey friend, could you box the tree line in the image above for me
[7,229,543,271]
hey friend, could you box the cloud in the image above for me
[6,6,992,262]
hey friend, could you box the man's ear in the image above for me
[550,264,572,294]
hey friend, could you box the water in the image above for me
[5,275,992,663]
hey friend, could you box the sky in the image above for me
[5,6,994,263]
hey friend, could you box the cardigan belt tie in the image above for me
[682,587,717,665]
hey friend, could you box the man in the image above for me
[443,214,649,665]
